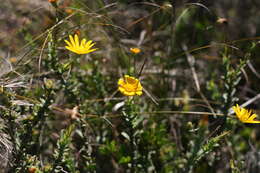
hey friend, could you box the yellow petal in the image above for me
[64,40,73,48]
[76,49,88,54]
[136,91,143,95]
[245,120,260,123]
[232,105,238,112]
[118,79,124,85]
[118,87,125,93]
[117,75,142,96]
[80,39,86,47]
[125,91,135,96]
[240,108,247,116]
[130,47,141,54]
[232,104,260,124]
[86,48,98,54]
[247,113,257,121]
[88,43,96,49]
[235,104,240,111]
[232,107,239,116]
[69,35,76,47]
[85,40,93,48]
[74,34,79,47]
[65,46,77,53]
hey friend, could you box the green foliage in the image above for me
[192,131,230,165]
[52,124,76,172]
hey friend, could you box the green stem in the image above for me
[130,121,135,173]
[124,98,137,172]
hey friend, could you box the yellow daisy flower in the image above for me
[118,75,143,96]
[130,47,141,54]
[64,34,97,55]
[232,104,260,123]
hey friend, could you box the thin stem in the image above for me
[130,121,135,173]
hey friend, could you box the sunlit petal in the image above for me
[88,43,96,49]
[247,113,257,121]
[247,120,260,123]
[117,75,143,96]
[64,34,97,55]
[85,40,93,48]
[80,38,86,47]
[86,48,98,54]
[64,40,72,48]
[69,35,76,47]
[65,46,76,53]
[130,47,141,54]
[74,34,79,47]
[232,105,260,124]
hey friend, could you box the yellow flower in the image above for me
[65,9,74,14]
[48,0,58,3]
[64,34,97,55]
[130,47,141,54]
[118,75,143,96]
[232,104,260,123]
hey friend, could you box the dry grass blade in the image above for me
[182,44,216,116]
[186,2,211,13]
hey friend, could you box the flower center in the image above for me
[123,78,139,91]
